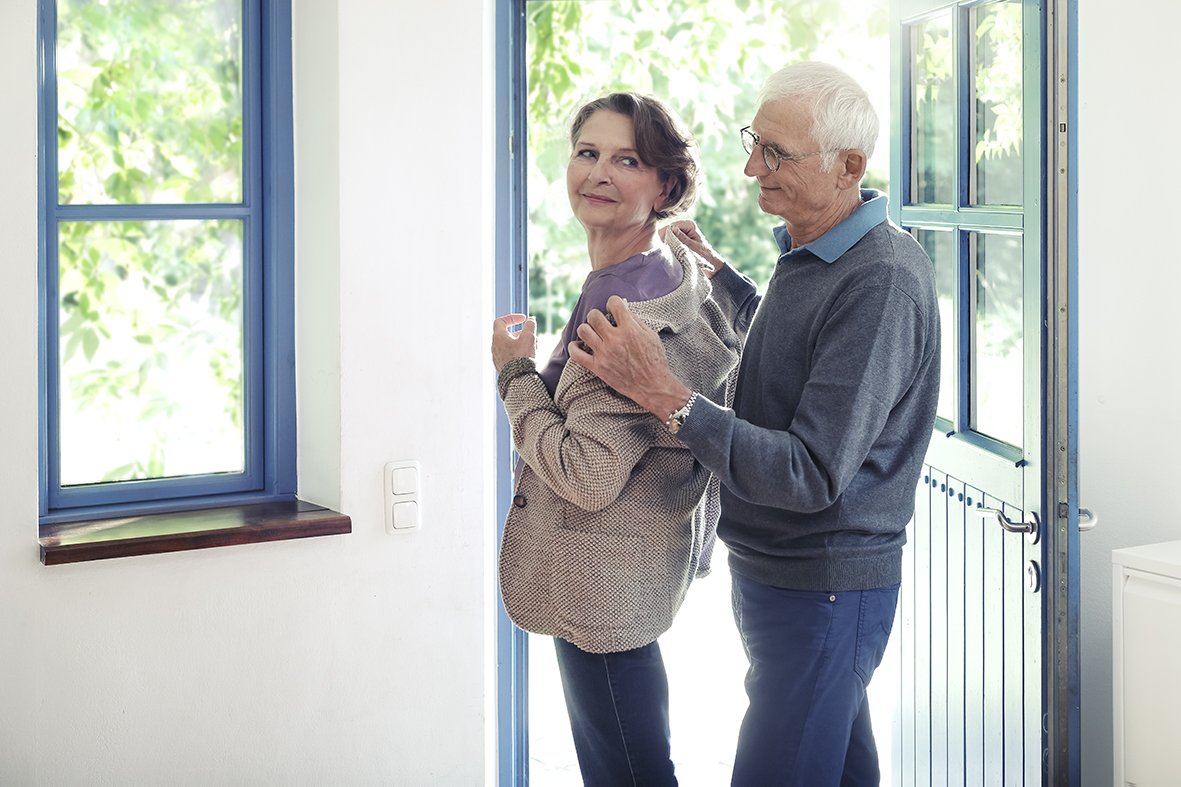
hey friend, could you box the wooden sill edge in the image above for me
[39,499,351,566]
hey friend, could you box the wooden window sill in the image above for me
[39,500,351,566]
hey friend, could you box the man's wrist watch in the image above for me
[665,392,699,435]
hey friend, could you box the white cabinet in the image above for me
[1113,540,1181,787]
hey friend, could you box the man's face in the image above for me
[743,98,846,226]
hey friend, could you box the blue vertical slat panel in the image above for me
[964,485,986,786]
[981,491,1005,784]
[914,470,938,787]
[947,479,969,782]
[930,469,951,783]
[1002,500,1027,779]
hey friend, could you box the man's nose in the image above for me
[743,148,767,178]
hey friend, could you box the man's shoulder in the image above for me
[820,223,937,321]
[847,222,935,288]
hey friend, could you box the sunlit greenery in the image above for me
[53,0,246,485]
[526,0,889,337]
[973,0,1023,205]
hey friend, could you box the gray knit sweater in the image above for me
[678,197,940,592]
[497,235,742,653]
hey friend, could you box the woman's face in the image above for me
[567,110,670,236]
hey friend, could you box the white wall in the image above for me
[1077,0,1181,783]
[0,1,498,783]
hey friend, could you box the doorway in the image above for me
[519,1,892,783]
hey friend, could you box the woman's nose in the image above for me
[588,158,611,183]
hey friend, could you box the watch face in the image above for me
[667,394,695,435]
[667,410,687,434]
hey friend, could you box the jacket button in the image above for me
[512,494,527,508]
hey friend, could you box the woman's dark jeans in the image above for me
[553,636,678,786]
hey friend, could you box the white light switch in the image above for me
[384,460,421,534]
[391,467,417,495]
[393,501,418,529]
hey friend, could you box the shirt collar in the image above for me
[773,189,888,263]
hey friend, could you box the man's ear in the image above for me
[837,149,868,189]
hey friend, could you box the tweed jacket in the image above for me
[496,235,742,654]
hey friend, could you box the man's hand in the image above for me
[491,313,536,373]
[568,295,693,420]
[661,219,729,279]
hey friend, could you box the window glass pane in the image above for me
[910,13,954,205]
[972,1,1023,206]
[58,220,245,486]
[915,228,956,423]
[972,231,1022,447]
[56,0,244,205]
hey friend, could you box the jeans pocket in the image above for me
[853,584,900,684]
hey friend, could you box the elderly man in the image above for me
[569,61,940,785]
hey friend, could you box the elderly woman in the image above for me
[490,93,742,786]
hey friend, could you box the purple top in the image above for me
[538,246,682,396]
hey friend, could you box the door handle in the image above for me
[1078,507,1098,532]
[976,506,1039,542]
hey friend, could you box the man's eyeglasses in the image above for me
[740,126,829,172]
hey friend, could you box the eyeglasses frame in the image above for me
[739,126,838,172]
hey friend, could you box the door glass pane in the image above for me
[56,0,244,205]
[972,231,1022,447]
[58,220,245,486]
[910,13,954,205]
[915,228,956,423]
[972,1,1023,206]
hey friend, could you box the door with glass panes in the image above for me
[888,0,1077,783]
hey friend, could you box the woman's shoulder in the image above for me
[586,247,680,305]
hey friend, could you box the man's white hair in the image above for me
[758,61,878,172]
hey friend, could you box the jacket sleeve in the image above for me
[497,357,658,512]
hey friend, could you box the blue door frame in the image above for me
[889,0,1079,782]
[494,1,528,784]
[493,0,1077,783]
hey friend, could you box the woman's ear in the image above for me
[654,176,674,212]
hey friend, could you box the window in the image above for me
[901,0,1029,463]
[37,0,346,562]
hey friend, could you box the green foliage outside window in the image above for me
[53,0,246,486]
[525,0,890,341]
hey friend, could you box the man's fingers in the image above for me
[519,316,536,339]
[567,340,594,370]
[604,295,636,328]
[583,308,614,333]
[660,219,700,243]
[575,321,601,348]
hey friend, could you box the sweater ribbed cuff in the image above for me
[497,357,537,399]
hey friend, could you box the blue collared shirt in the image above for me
[772,188,889,264]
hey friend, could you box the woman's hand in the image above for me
[660,219,730,279]
[491,314,537,374]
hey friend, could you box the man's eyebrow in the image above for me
[762,139,791,156]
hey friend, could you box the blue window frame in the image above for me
[37,0,296,524]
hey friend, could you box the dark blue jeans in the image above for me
[553,637,678,786]
[729,573,899,787]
